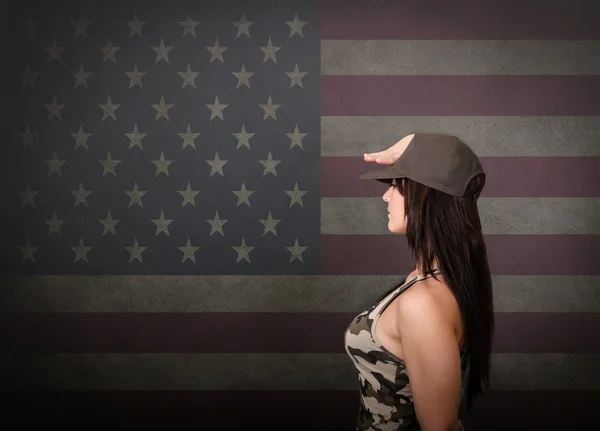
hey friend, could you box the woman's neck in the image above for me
[415,258,439,276]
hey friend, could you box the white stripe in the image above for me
[2,274,599,312]
[321,116,600,157]
[321,40,600,75]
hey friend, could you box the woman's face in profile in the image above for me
[383,179,407,234]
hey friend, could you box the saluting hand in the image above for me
[363,133,415,165]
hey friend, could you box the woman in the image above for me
[344,133,494,431]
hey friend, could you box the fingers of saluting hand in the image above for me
[363,152,395,165]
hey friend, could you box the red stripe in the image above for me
[2,312,598,353]
[2,390,599,428]
[320,0,600,40]
[321,157,600,198]
[322,234,600,275]
[321,76,600,116]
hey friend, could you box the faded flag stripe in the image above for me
[2,353,598,391]
[322,235,600,275]
[321,41,600,76]
[320,0,600,40]
[321,157,600,198]
[321,116,600,157]
[1,312,598,354]
[2,390,599,428]
[321,76,600,116]
[2,275,599,313]
[321,198,600,235]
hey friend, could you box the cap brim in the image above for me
[359,165,404,183]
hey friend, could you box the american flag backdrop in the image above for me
[1,0,600,428]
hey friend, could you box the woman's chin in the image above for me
[387,221,406,234]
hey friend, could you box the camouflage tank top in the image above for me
[344,269,469,430]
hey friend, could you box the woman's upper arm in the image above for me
[396,291,462,431]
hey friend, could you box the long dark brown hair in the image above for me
[396,174,494,410]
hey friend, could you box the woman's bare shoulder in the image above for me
[393,276,461,340]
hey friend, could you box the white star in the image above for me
[151,151,174,176]
[98,95,120,120]
[259,210,281,236]
[179,124,200,150]
[259,95,281,120]
[206,95,227,121]
[45,40,64,63]
[206,210,227,236]
[44,152,66,176]
[18,124,38,149]
[177,181,199,207]
[285,13,307,38]
[206,151,227,177]
[125,238,146,263]
[126,13,146,37]
[151,95,174,121]
[71,238,92,263]
[286,63,307,89]
[206,38,227,63]
[18,184,39,207]
[232,63,254,89]
[233,238,254,263]
[286,124,307,150]
[45,212,65,235]
[21,64,38,88]
[99,210,119,236]
[286,238,307,263]
[71,182,92,207]
[259,37,280,63]
[259,151,281,177]
[233,14,254,38]
[125,64,146,89]
[71,125,92,150]
[178,14,199,37]
[18,237,38,263]
[100,41,120,63]
[125,182,147,207]
[232,181,254,207]
[152,210,174,236]
[71,13,92,37]
[125,124,146,150]
[232,124,254,150]
[178,238,200,263]
[45,96,65,120]
[178,63,199,88]
[152,38,173,63]
[286,182,307,207]
[71,64,92,88]
[98,151,121,177]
